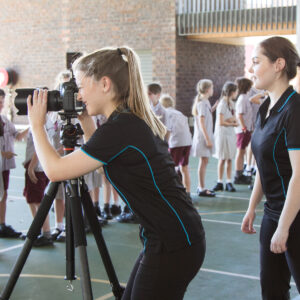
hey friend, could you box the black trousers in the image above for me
[260,214,300,300]
[122,239,206,300]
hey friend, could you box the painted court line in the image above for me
[202,218,261,228]
[0,273,125,286]
[0,273,125,299]
[0,244,24,253]
[7,195,25,201]
[215,194,251,201]
[96,292,114,300]
[201,268,296,286]
[192,193,250,201]
[198,209,263,216]
[10,176,24,180]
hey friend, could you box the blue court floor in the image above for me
[0,141,299,299]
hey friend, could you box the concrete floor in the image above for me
[0,141,299,299]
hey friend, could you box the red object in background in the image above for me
[0,68,9,88]
[0,68,18,88]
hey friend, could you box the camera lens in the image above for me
[14,89,62,115]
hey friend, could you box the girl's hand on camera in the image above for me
[27,89,47,129]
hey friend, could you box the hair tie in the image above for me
[117,48,122,56]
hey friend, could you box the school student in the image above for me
[241,36,300,299]
[0,89,28,238]
[27,46,205,300]
[234,77,253,185]
[191,79,216,197]
[213,82,238,192]
[23,127,53,247]
[160,95,192,200]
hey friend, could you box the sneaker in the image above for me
[98,216,108,226]
[102,204,113,220]
[56,230,66,242]
[245,170,252,177]
[33,235,53,247]
[248,184,253,190]
[212,182,224,191]
[225,182,236,192]
[197,188,215,197]
[19,233,27,240]
[110,204,122,216]
[115,205,131,222]
[0,224,22,238]
[51,228,63,241]
[234,175,252,185]
[116,212,139,224]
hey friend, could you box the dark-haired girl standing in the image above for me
[241,36,300,299]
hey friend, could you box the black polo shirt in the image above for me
[81,110,204,253]
[252,86,300,217]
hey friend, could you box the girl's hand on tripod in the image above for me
[27,89,47,129]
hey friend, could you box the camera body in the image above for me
[14,77,84,117]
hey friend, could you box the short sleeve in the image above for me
[7,119,18,138]
[197,102,206,117]
[165,110,173,132]
[236,95,245,115]
[217,102,227,115]
[285,101,300,150]
[81,121,126,165]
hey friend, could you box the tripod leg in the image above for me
[67,179,93,300]
[64,181,76,282]
[0,182,60,300]
[81,183,125,300]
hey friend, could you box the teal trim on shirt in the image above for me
[277,91,296,112]
[106,145,192,246]
[80,148,108,165]
[273,128,286,198]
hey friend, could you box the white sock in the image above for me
[226,179,232,183]
[56,222,64,231]
[197,186,205,192]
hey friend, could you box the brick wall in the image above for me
[0,0,176,122]
[0,1,245,122]
[176,36,245,116]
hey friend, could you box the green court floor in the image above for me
[0,141,299,299]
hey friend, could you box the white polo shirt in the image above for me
[165,107,192,148]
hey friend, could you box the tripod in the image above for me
[0,117,125,300]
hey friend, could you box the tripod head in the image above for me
[59,114,84,152]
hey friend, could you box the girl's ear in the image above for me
[275,58,286,73]
[101,76,112,93]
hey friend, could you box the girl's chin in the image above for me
[253,81,263,90]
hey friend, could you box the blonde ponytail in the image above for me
[119,47,167,140]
